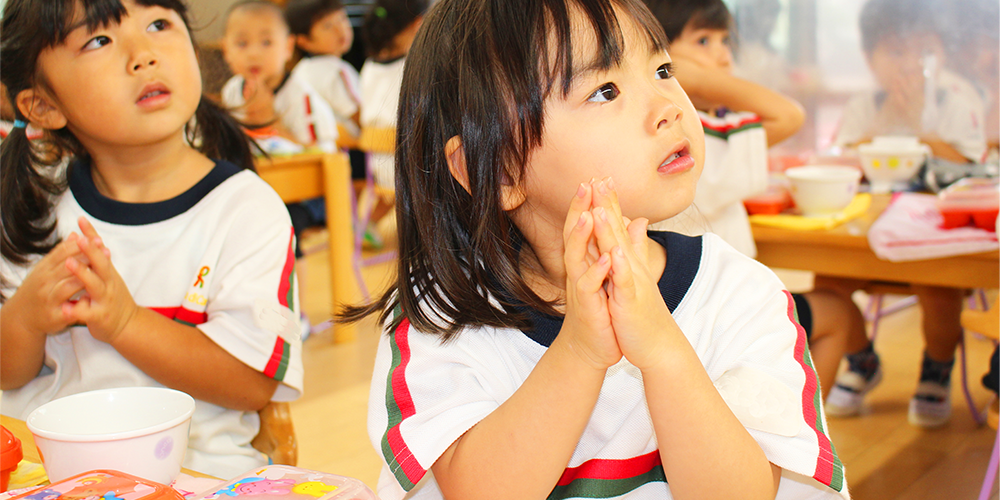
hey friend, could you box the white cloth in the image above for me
[222,72,338,153]
[290,55,362,137]
[359,57,406,189]
[651,110,769,257]
[367,232,849,500]
[867,192,999,261]
[1,160,304,479]
[834,70,988,163]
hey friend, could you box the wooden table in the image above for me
[254,153,360,343]
[751,194,999,290]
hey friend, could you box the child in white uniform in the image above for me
[643,0,864,403]
[221,1,338,153]
[286,0,362,144]
[0,0,303,479]
[341,0,850,498]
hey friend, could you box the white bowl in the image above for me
[26,387,195,485]
[857,136,930,193]
[785,165,862,217]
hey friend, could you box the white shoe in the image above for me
[908,381,951,428]
[825,366,883,417]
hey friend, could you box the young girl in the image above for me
[0,0,303,479]
[344,0,849,498]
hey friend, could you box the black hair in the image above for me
[284,0,345,37]
[226,0,287,28]
[0,0,256,299]
[642,0,731,43]
[339,0,670,338]
[859,0,939,54]
[361,0,429,59]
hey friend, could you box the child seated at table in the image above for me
[833,0,987,165]
[221,0,338,256]
[221,0,339,154]
[823,0,986,427]
[285,0,362,147]
[643,0,863,401]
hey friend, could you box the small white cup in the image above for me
[785,165,862,217]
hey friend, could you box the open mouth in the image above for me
[137,83,170,104]
[658,143,694,174]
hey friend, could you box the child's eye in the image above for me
[147,19,169,32]
[82,35,111,51]
[655,63,674,80]
[587,83,619,103]
[698,37,710,46]
[237,40,248,48]
[262,39,272,47]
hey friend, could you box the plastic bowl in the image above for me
[1,426,22,492]
[784,165,862,217]
[26,387,195,485]
[857,136,930,193]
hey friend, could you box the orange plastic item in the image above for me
[936,178,999,231]
[10,470,183,500]
[1,425,22,492]
[743,181,793,215]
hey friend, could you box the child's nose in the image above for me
[653,99,684,132]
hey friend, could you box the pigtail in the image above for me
[188,96,259,172]
[0,116,66,302]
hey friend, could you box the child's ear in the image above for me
[16,88,67,130]
[285,34,297,59]
[445,135,525,211]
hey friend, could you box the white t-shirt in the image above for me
[291,55,362,138]
[222,72,338,153]
[367,232,850,500]
[359,57,406,189]
[0,160,305,479]
[834,69,988,163]
[651,110,768,257]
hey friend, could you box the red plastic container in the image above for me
[1,425,22,492]
[936,178,999,231]
[10,470,183,500]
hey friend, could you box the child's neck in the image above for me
[85,131,215,204]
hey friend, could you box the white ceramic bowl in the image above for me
[785,165,862,217]
[857,136,930,193]
[26,387,195,485]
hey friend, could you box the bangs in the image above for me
[543,0,670,97]
[39,0,188,48]
[687,2,732,32]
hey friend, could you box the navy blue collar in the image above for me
[68,158,241,226]
[518,231,703,347]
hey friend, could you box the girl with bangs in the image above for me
[344,0,850,498]
[0,0,303,478]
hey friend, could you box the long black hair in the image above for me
[0,0,255,298]
[641,0,732,43]
[339,0,669,339]
[361,0,429,59]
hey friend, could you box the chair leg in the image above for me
[978,428,999,500]
[961,335,989,426]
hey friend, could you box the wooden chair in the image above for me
[255,152,361,343]
[252,401,297,465]
[962,296,999,500]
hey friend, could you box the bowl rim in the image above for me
[785,165,862,181]
[26,387,195,442]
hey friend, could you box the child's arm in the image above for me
[431,183,620,499]
[0,236,87,389]
[62,218,278,412]
[671,56,805,147]
[590,183,781,500]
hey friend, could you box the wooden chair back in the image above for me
[251,401,297,465]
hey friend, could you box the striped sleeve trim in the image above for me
[701,113,763,140]
[784,290,845,491]
[149,306,208,326]
[278,227,296,309]
[381,314,426,490]
[549,450,666,499]
[263,336,291,381]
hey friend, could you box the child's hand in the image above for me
[61,217,139,346]
[9,234,87,336]
[590,178,681,371]
[242,75,278,126]
[559,182,620,370]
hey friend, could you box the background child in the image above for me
[220,0,339,154]
[344,0,848,498]
[285,0,363,146]
[823,0,986,427]
[357,0,427,191]
[0,0,303,479]
[644,0,863,401]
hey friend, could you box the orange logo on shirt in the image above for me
[193,266,210,288]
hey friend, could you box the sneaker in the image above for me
[362,223,384,250]
[908,380,951,428]
[825,365,883,417]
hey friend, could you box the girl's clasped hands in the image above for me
[17,217,138,346]
[561,177,680,372]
